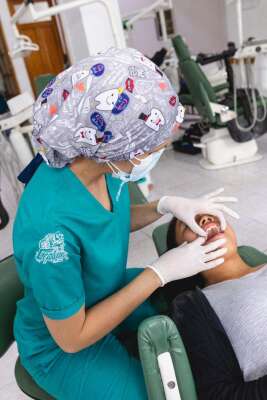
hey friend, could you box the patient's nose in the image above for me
[199,215,215,227]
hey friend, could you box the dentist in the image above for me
[13,47,238,400]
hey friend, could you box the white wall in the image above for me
[119,0,228,57]
[173,0,227,54]
[57,0,90,64]
[59,0,125,64]
[226,0,267,45]
[119,0,162,57]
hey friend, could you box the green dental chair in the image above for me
[172,34,267,143]
[138,222,267,400]
[2,182,267,400]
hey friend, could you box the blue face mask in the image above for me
[107,148,164,201]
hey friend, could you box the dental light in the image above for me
[123,0,172,42]
[10,0,123,59]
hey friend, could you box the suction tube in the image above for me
[233,59,258,132]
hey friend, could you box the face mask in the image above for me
[107,148,164,201]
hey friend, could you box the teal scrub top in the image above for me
[13,161,130,374]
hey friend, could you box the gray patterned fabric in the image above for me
[32,47,184,168]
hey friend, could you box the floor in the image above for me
[2,135,267,398]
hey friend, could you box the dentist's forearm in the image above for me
[44,268,161,353]
[130,201,162,231]
[79,268,160,347]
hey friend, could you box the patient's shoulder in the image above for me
[171,288,205,323]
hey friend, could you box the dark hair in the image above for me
[164,218,205,300]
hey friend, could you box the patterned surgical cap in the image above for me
[32,47,184,168]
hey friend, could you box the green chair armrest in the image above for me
[238,245,267,266]
[138,316,197,400]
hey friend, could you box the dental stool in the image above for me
[0,255,54,400]
[137,222,267,400]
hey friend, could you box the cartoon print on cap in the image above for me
[95,88,120,111]
[90,112,113,144]
[72,64,104,91]
[139,108,165,132]
[95,88,129,114]
[72,70,89,85]
[62,89,70,101]
[128,66,147,79]
[74,127,98,146]
[91,112,106,131]
[125,78,134,93]
[136,55,163,77]
[112,92,129,115]
[77,96,91,114]
[99,131,113,143]
[169,96,177,106]
[41,87,53,99]
[176,104,185,124]
[91,63,105,77]
[72,70,93,93]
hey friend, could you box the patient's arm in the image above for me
[171,290,267,400]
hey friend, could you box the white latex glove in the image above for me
[157,188,239,237]
[147,237,227,286]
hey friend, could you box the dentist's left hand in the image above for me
[157,188,239,237]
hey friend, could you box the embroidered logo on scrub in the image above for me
[35,231,69,264]
[139,108,165,132]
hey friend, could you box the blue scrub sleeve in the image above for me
[27,225,85,320]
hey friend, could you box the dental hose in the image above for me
[248,62,267,123]
[233,59,258,132]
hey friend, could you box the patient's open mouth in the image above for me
[203,222,222,242]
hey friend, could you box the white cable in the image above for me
[248,62,267,122]
[233,59,258,132]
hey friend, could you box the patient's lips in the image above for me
[198,215,224,244]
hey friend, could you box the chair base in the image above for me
[15,357,54,400]
[199,153,262,170]
[199,128,263,170]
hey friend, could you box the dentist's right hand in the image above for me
[147,237,227,286]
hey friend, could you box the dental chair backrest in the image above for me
[172,35,220,125]
[0,256,23,357]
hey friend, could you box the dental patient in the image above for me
[167,215,267,400]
